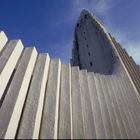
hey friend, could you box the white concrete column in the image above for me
[0,40,23,101]
[58,64,72,139]
[40,59,61,139]
[71,67,85,139]
[79,70,96,139]
[0,47,37,139]
[0,31,8,54]
[17,53,50,139]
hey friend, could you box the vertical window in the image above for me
[85,14,87,19]
[78,54,80,61]
[88,52,90,56]
[75,33,79,51]
[86,44,88,47]
[77,23,79,27]
[90,62,93,66]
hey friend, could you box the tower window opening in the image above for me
[90,62,93,66]
[86,44,88,47]
[88,52,90,56]
[85,38,87,40]
[85,15,87,19]
[77,23,79,27]
[78,54,80,61]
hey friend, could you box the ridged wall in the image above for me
[0,31,140,139]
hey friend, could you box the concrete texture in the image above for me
[102,75,122,139]
[58,64,72,139]
[71,67,85,139]
[87,73,106,139]
[98,75,114,139]
[17,53,50,139]
[0,47,37,139]
[0,40,23,101]
[71,10,113,74]
[0,31,8,54]
[40,59,61,139]
[0,9,140,139]
[94,74,113,138]
[79,70,96,139]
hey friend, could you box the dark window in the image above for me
[86,44,88,47]
[108,69,112,74]
[85,38,87,40]
[90,62,93,66]
[79,63,81,69]
[81,19,82,23]
[77,23,79,27]
[88,52,90,56]
[83,32,85,34]
[75,34,79,51]
[85,14,87,19]
[78,55,80,61]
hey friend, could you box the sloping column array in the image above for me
[109,33,140,96]
[0,31,140,139]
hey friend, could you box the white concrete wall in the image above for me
[0,20,140,139]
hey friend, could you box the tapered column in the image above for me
[40,59,61,139]
[0,47,37,139]
[0,40,23,101]
[17,53,50,139]
[0,31,8,54]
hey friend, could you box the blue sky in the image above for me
[0,0,140,64]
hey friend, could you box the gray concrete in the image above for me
[0,31,8,54]
[103,75,122,139]
[0,10,140,139]
[105,76,124,139]
[0,40,23,101]
[79,70,96,139]
[58,64,72,139]
[87,72,106,139]
[71,67,85,139]
[108,76,128,139]
[17,53,50,139]
[0,47,37,139]
[112,75,135,138]
[94,74,113,139]
[40,59,61,139]
[71,10,113,74]
[99,75,116,139]
[115,73,139,138]
[119,70,140,136]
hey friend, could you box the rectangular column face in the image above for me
[58,64,72,139]
[0,31,8,54]
[40,59,61,139]
[79,70,96,139]
[101,75,121,139]
[87,73,106,139]
[17,53,50,139]
[71,67,85,139]
[94,74,114,139]
[0,47,37,139]
[0,40,23,101]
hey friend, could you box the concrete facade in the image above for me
[71,10,114,74]
[0,10,140,139]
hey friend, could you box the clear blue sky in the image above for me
[0,0,140,64]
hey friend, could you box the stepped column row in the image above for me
[0,31,140,139]
[109,34,140,95]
